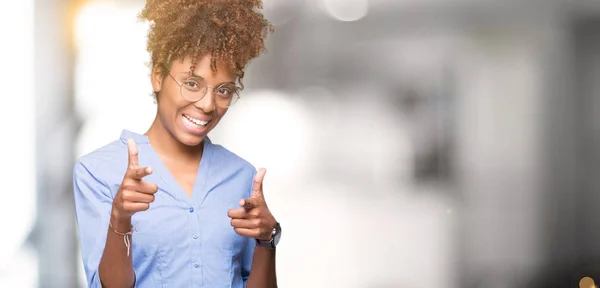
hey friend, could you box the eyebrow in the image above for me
[178,72,236,86]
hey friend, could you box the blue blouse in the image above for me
[73,130,256,287]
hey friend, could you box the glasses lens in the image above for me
[181,78,207,102]
[215,85,240,108]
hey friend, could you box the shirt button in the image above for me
[193,234,198,239]
[189,207,195,213]
[193,262,200,268]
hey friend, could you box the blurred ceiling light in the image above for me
[323,0,369,22]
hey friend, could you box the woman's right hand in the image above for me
[111,139,159,221]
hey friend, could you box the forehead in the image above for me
[171,55,237,81]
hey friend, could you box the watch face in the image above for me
[272,223,281,246]
[256,223,281,248]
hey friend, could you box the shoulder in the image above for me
[76,139,127,171]
[209,140,255,173]
[73,139,128,192]
[75,139,127,173]
[207,140,256,187]
[206,140,257,199]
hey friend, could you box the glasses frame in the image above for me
[168,72,241,108]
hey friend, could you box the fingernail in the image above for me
[146,167,152,173]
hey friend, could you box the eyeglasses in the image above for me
[168,73,241,108]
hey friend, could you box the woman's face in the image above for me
[151,54,236,147]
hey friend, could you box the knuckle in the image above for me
[121,181,136,191]
[254,219,262,227]
[123,190,137,200]
[122,202,131,212]
[121,189,132,198]
[128,157,137,165]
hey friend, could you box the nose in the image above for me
[194,88,216,113]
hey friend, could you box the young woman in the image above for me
[73,1,281,287]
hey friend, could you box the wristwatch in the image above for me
[256,222,281,248]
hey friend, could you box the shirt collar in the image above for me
[120,129,150,144]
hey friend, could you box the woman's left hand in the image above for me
[228,168,277,241]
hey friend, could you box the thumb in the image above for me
[251,168,266,198]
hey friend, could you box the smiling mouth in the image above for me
[183,114,210,128]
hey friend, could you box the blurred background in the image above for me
[3,0,600,287]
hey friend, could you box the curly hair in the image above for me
[138,0,273,90]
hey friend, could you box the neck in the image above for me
[145,114,204,163]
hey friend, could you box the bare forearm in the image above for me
[98,212,135,288]
[246,245,277,288]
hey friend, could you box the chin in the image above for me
[176,131,207,147]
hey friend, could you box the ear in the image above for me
[151,65,164,94]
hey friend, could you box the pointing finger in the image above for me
[240,198,261,210]
[127,139,139,168]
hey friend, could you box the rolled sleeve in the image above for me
[73,161,113,288]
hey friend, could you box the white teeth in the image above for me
[184,115,208,127]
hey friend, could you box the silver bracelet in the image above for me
[109,221,134,257]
